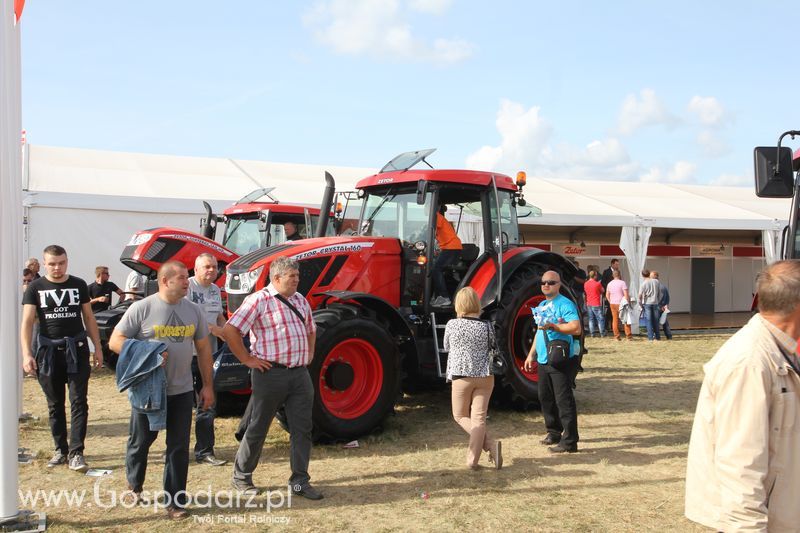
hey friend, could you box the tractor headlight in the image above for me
[226,266,264,295]
[127,233,152,246]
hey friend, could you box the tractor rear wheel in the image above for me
[495,264,545,408]
[308,305,401,441]
[495,263,585,409]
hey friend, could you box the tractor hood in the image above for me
[121,227,238,276]
[225,235,404,311]
[227,236,401,274]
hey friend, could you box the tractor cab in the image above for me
[352,149,528,313]
[206,188,333,255]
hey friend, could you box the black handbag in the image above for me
[484,321,506,376]
[543,329,572,370]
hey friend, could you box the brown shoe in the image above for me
[166,506,189,520]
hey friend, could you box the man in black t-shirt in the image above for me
[21,245,103,473]
[87,265,124,313]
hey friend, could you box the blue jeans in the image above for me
[644,304,661,341]
[587,306,605,336]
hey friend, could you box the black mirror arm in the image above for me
[775,130,800,176]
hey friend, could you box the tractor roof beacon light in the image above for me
[516,171,527,206]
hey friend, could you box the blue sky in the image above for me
[20,0,800,186]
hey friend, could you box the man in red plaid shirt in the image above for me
[222,256,322,500]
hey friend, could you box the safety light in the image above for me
[516,171,527,187]
[416,255,428,266]
[335,201,343,214]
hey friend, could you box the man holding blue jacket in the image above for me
[524,270,582,453]
[110,260,214,520]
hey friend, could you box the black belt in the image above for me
[268,361,300,369]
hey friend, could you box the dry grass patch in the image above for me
[18,334,729,531]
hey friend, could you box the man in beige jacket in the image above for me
[685,260,800,531]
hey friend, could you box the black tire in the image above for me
[494,264,584,409]
[308,305,401,442]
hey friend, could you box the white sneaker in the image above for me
[68,453,88,473]
[431,296,451,307]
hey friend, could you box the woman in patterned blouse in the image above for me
[443,287,503,470]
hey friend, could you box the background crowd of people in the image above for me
[571,258,672,342]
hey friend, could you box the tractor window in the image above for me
[488,191,520,249]
[310,215,336,237]
[338,194,363,236]
[223,217,264,255]
[360,191,429,242]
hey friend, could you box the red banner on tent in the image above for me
[14,0,25,23]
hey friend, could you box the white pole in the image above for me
[0,0,23,520]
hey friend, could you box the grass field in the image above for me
[18,334,727,532]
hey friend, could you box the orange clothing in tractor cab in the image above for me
[436,213,462,250]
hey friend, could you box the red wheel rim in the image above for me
[319,338,383,420]
[510,294,545,382]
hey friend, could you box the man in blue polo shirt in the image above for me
[524,270,582,453]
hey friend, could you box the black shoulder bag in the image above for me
[273,293,306,324]
[543,328,572,370]
[484,321,506,376]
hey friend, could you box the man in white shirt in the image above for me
[187,253,227,466]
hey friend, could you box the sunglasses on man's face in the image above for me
[541,280,559,286]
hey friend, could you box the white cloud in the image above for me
[303,0,472,64]
[465,100,641,181]
[465,99,552,171]
[408,0,453,14]
[697,130,730,157]
[709,173,750,186]
[687,95,727,126]
[639,161,697,184]
[616,89,677,135]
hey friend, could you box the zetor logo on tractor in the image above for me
[225,150,583,441]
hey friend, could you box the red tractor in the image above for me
[96,188,334,368]
[225,150,583,440]
[120,187,332,283]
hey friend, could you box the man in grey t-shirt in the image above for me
[187,253,227,467]
[638,269,664,342]
[110,261,213,520]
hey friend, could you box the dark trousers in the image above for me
[235,398,254,442]
[644,304,661,341]
[661,316,673,340]
[538,358,579,448]
[126,391,193,508]
[192,358,216,460]
[36,343,90,457]
[233,366,314,488]
[432,249,461,298]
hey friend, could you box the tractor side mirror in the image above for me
[416,180,429,205]
[258,212,269,231]
[754,146,794,198]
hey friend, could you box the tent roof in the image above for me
[26,145,791,230]
[27,144,375,207]
[526,177,789,230]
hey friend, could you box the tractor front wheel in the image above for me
[308,306,401,441]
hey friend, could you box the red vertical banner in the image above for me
[14,0,25,23]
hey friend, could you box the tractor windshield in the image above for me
[223,216,264,255]
[359,191,429,243]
